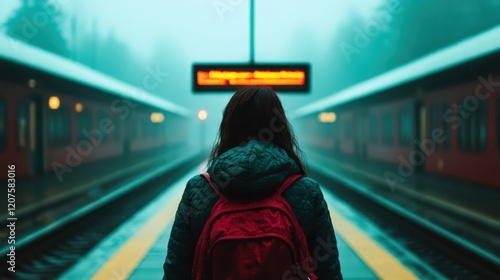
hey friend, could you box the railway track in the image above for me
[309,165,500,279]
[0,155,203,280]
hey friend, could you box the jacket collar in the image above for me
[207,140,300,195]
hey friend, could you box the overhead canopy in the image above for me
[0,33,191,117]
[292,25,500,118]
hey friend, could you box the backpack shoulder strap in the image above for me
[200,173,220,195]
[277,174,303,195]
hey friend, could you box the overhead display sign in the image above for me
[192,64,310,93]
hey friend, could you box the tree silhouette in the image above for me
[382,0,500,67]
[326,0,500,91]
[96,31,142,84]
[72,23,144,87]
[4,0,68,57]
[326,9,376,92]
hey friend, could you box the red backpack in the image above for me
[192,173,318,280]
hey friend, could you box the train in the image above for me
[293,26,500,188]
[0,33,192,180]
[292,26,500,268]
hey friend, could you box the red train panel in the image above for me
[365,99,414,165]
[424,76,500,187]
[0,83,30,178]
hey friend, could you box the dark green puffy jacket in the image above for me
[163,140,342,279]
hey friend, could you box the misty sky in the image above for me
[6,0,498,146]
[0,0,386,141]
[68,0,382,61]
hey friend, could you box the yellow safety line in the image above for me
[91,190,417,279]
[92,194,182,280]
[329,208,419,280]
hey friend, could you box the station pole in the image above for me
[250,0,255,65]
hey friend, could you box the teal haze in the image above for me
[2,0,500,147]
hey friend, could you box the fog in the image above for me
[2,0,500,144]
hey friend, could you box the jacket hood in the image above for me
[207,140,300,195]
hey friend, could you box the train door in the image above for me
[497,98,500,156]
[123,111,132,156]
[29,96,44,175]
[497,97,500,157]
[355,109,365,157]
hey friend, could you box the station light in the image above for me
[198,110,208,121]
[150,112,165,123]
[28,79,36,88]
[75,103,83,113]
[318,112,336,123]
[48,96,60,110]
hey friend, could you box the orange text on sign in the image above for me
[197,70,306,86]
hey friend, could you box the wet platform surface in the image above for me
[60,164,425,280]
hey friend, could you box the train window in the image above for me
[332,120,339,150]
[478,100,487,150]
[343,118,353,140]
[441,103,451,150]
[497,98,500,153]
[131,117,138,139]
[429,104,439,141]
[152,121,161,137]
[17,103,28,149]
[61,106,71,146]
[77,110,92,141]
[97,111,109,143]
[356,116,363,148]
[429,103,451,151]
[382,113,393,144]
[48,108,56,146]
[143,117,150,138]
[0,98,6,151]
[49,106,71,147]
[369,113,378,143]
[458,99,487,151]
[113,115,121,142]
[151,121,156,137]
[458,105,469,150]
[399,108,412,146]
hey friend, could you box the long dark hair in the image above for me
[208,86,306,174]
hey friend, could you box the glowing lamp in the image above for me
[150,112,165,123]
[75,103,83,113]
[48,96,60,110]
[318,112,336,123]
[198,110,208,121]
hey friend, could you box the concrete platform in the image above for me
[61,164,426,280]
